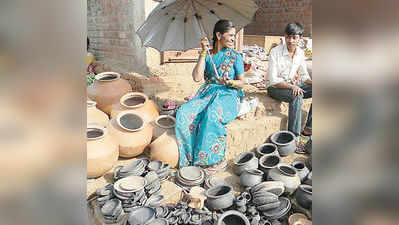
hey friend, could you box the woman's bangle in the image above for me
[200,51,207,57]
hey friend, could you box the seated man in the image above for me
[266,22,312,149]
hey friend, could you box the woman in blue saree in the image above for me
[175,20,245,172]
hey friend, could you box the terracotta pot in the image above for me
[149,132,179,168]
[110,92,159,123]
[149,115,176,140]
[267,164,301,195]
[87,124,119,178]
[87,100,109,127]
[108,111,153,158]
[87,72,132,115]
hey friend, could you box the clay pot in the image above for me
[240,169,264,187]
[258,155,281,178]
[304,171,312,185]
[267,164,301,195]
[87,124,119,178]
[233,152,259,175]
[149,132,179,168]
[295,184,312,209]
[110,92,159,123]
[108,111,152,158]
[205,185,234,210]
[270,131,296,157]
[256,143,279,158]
[261,197,291,220]
[87,72,132,115]
[150,115,176,140]
[288,213,308,225]
[291,161,310,182]
[87,100,109,127]
[217,210,250,225]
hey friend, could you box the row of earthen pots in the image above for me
[87,72,180,179]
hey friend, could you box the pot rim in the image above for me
[277,164,297,177]
[217,210,250,225]
[205,185,233,199]
[270,131,296,146]
[87,123,107,140]
[233,152,255,165]
[95,72,121,82]
[292,161,306,170]
[259,155,281,168]
[243,169,264,176]
[87,100,97,108]
[299,184,312,194]
[120,92,149,109]
[256,143,278,155]
[155,115,176,129]
[116,111,145,132]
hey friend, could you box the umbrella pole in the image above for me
[197,21,220,80]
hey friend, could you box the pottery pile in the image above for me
[100,198,124,223]
[114,158,147,180]
[176,166,206,188]
[148,160,170,181]
[113,176,148,212]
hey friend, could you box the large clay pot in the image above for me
[110,92,159,123]
[87,123,119,178]
[87,100,109,127]
[270,131,296,157]
[149,132,179,168]
[87,72,132,115]
[267,164,301,195]
[150,115,176,140]
[108,111,152,158]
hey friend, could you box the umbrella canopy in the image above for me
[137,0,258,52]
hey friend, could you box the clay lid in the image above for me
[120,92,148,108]
[179,166,202,181]
[94,72,121,82]
[114,176,147,193]
[116,111,145,132]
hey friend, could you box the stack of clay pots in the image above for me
[176,166,206,188]
[113,176,148,212]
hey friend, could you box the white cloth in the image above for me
[266,44,311,87]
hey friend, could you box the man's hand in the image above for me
[291,85,304,97]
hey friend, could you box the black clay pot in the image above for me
[259,155,281,178]
[256,143,279,158]
[270,131,296,157]
[205,185,234,210]
[233,152,259,175]
[217,210,250,225]
[295,184,312,209]
[291,161,310,182]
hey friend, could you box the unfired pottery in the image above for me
[149,132,179,168]
[87,72,132,115]
[110,92,159,123]
[108,111,152,158]
[87,124,118,178]
[87,100,109,127]
[267,164,301,195]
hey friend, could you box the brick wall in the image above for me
[245,0,312,36]
[87,0,148,74]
